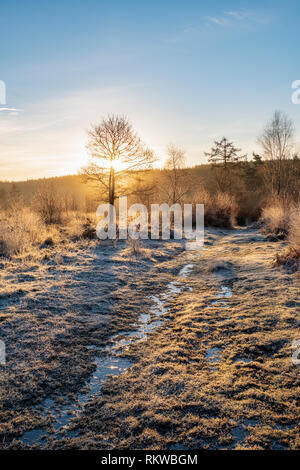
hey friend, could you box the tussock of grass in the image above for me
[275,247,300,273]
[261,201,290,238]
[263,202,300,271]
[289,205,300,250]
[125,238,154,261]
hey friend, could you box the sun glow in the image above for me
[110,160,129,173]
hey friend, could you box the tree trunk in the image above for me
[108,166,115,206]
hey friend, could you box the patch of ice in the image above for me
[206,347,222,364]
[216,285,232,298]
[149,296,167,316]
[179,264,194,278]
[234,357,252,364]
[166,281,181,295]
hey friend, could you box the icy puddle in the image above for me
[216,286,232,298]
[19,260,196,447]
[206,347,222,371]
[205,284,233,369]
[209,284,233,309]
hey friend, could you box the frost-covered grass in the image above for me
[0,207,98,259]
[274,205,300,272]
[0,207,47,257]
[0,235,183,447]
[1,220,299,450]
[289,205,300,250]
[55,228,300,450]
[261,201,300,271]
[261,201,290,237]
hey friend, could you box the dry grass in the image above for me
[51,228,300,450]
[0,206,48,257]
[261,201,290,237]
[289,205,300,249]
[261,200,300,271]
[0,235,183,447]
[124,238,155,261]
[274,204,300,272]
[61,212,97,240]
[0,207,100,260]
[193,190,239,228]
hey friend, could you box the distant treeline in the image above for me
[0,175,97,212]
[2,158,299,223]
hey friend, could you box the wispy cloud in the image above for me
[225,10,249,21]
[0,107,24,115]
[205,9,270,28]
[165,9,271,46]
[205,16,230,27]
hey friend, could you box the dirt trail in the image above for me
[1,228,299,449]
[0,238,184,447]
[52,227,299,450]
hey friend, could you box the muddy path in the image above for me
[0,237,185,447]
[13,230,217,448]
[17,250,199,447]
[49,226,299,450]
[1,227,299,449]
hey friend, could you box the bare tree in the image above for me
[130,172,157,212]
[258,110,296,198]
[162,144,188,204]
[61,191,80,212]
[81,115,155,206]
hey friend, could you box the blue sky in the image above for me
[1,0,300,180]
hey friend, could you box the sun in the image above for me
[110,160,128,172]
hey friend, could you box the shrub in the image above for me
[33,182,63,224]
[214,192,239,227]
[275,247,300,272]
[261,201,290,237]
[268,202,300,272]
[289,205,300,249]
[193,190,239,228]
[0,207,46,257]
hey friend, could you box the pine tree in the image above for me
[205,137,246,169]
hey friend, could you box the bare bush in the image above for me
[33,182,63,224]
